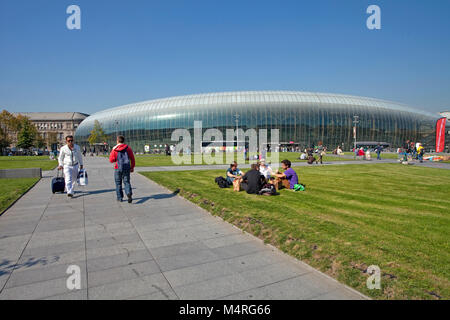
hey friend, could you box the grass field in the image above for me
[141,164,450,299]
[0,177,40,214]
[134,152,355,167]
[0,156,58,170]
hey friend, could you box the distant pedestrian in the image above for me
[58,136,84,198]
[417,143,425,163]
[109,136,136,203]
[375,144,383,160]
[165,144,170,156]
[318,145,326,164]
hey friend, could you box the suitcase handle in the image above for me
[56,168,63,178]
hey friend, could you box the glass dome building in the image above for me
[75,91,444,152]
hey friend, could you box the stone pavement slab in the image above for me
[0,156,368,300]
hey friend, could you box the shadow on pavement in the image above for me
[134,189,180,204]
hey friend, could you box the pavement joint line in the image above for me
[99,170,181,300]
[81,184,90,300]
[1,275,86,300]
[0,186,52,294]
[264,241,371,300]
[2,259,87,290]
[214,274,306,300]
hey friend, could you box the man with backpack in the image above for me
[109,136,136,203]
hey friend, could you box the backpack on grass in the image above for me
[215,176,229,188]
[258,183,277,196]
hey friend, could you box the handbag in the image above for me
[77,169,88,186]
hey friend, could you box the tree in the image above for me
[16,118,36,150]
[0,126,10,154]
[35,134,46,149]
[46,132,58,147]
[0,110,19,147]
[88,120,107,145]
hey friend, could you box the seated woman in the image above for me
[258,159,274,181]
[273,159,299,190]
[226,162,243,185]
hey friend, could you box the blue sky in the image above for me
[1,0,449,114]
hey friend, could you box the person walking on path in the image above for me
[58,135,84,198]
[417,143,425,163]
[375,144,383,160]
[109,135,136,203]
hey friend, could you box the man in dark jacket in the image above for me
[109,135,136,203]
[240,163,263,194]
[375,144,383,160]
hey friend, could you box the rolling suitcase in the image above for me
[51,170,65,194]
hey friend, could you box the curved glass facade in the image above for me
[75,91,442,152]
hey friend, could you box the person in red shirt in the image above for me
[109,135,136,203]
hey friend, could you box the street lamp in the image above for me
[234,113,240,151]
[353,115,359,159]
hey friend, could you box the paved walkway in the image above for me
[1,157,370,300]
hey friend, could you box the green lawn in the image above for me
[0,156,58,170]
[134,152,355,167]
[0,177,40,214]
[375,153,400,159]
[141,164,450,300]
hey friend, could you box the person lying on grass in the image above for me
[273,159,299,190]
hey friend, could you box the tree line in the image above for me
[0,109,108,154]
[0,110,49,153]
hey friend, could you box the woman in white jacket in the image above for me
[58,135,84,197]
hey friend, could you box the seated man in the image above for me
[226,162,243,185]
[240,163,263,194]
[274,159,299,190]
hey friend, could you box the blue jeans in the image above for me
[114,169,131,200]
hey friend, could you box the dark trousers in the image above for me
[114,169,131,200]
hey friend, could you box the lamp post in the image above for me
[234,112,240,152]
[353,115,359,159]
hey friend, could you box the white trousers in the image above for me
[63,164,79,195]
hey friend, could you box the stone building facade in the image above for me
[14,112,89,150]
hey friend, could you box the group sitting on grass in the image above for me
[215,159,304,195]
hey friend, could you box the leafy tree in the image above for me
[0,110,19,130]
[46,132,58,146]
[35,134,46,149]
[16,118,36,150]
[0,126,10,153]
[88,120,107,145]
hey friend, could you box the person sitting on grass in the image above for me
[274,159,299,190]
[258,159,274,180]
[240,163,263,194]
[226,162,243,185]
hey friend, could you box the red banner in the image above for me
[436,117,447,153]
